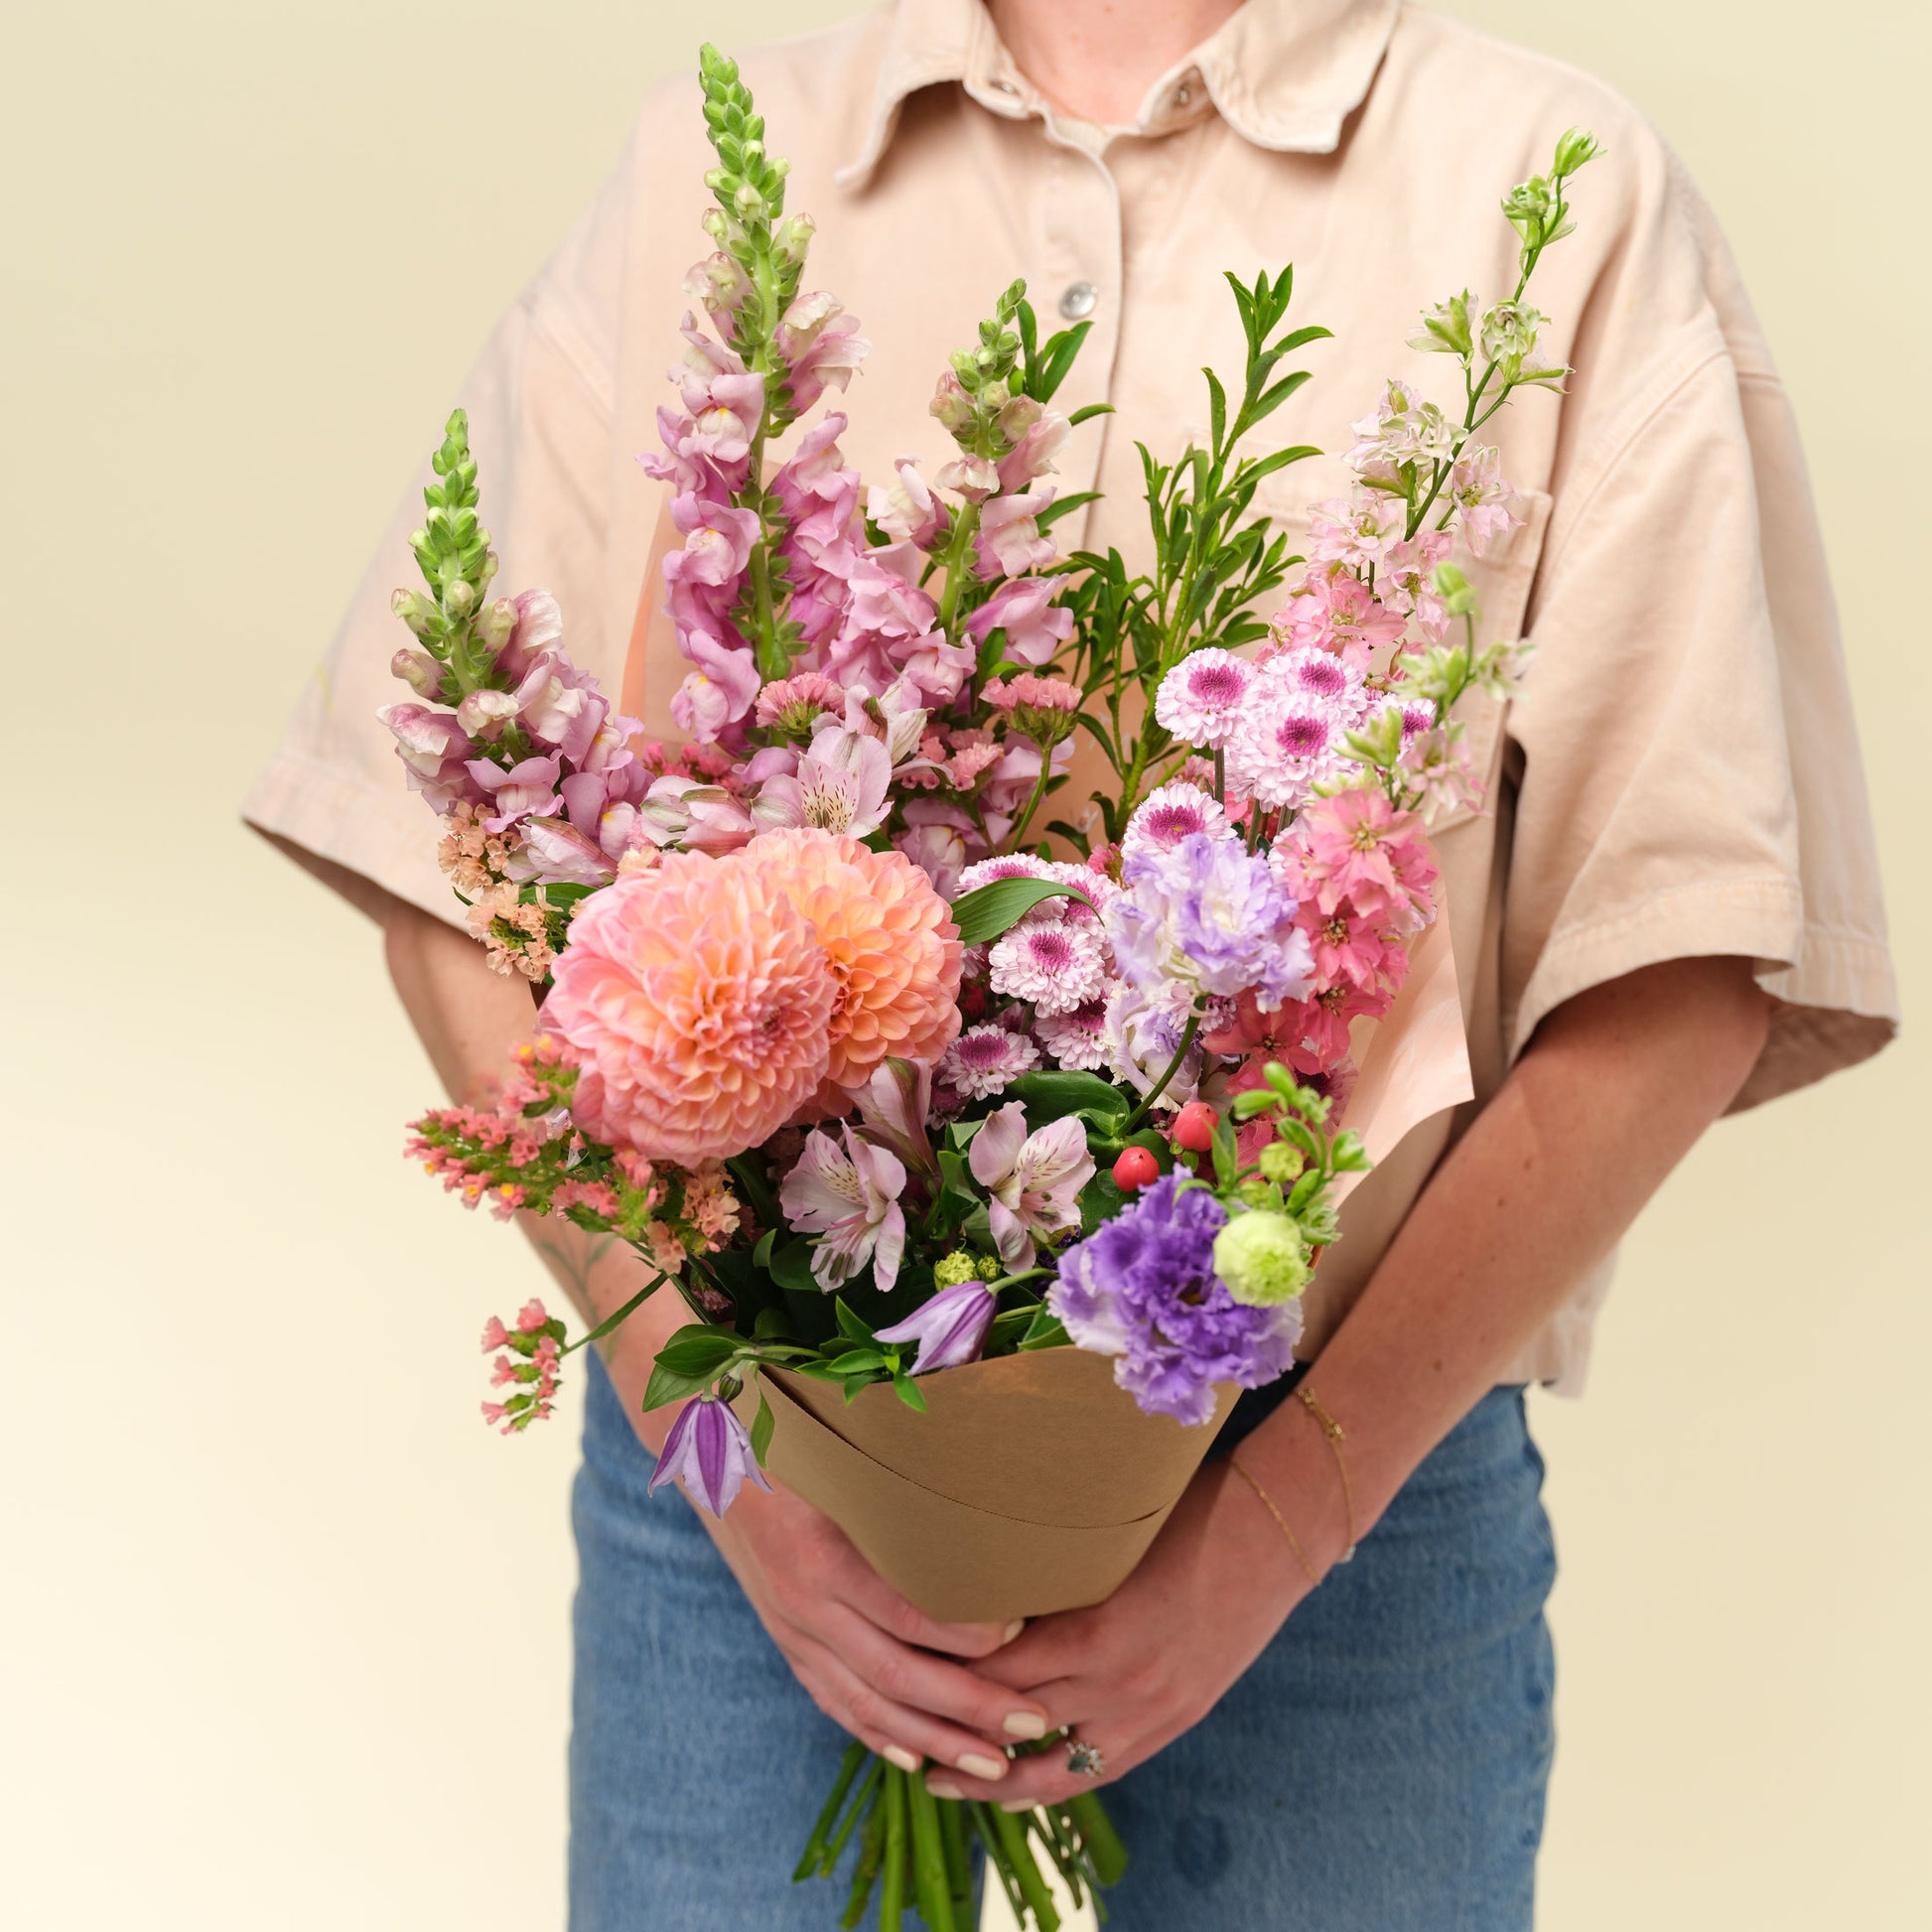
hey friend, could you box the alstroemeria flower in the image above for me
[647,1395,772,1517]
[779,1126,909,1292]
[752,726,892,838]
[857,1057,940,1183]
[876,1281,998,1375]
[968,1103,1094,1271]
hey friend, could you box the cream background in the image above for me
[4,2,1924,1926]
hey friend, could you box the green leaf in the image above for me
[832,1298,876,1342]
[767,1239,819,1294]
[891,1371,928,1413]
[1044,818,1091,858]
[749,1391,774,1467]
[652,1324,741,1379]
[1065,402,1114,427]
[1017,1308,1069,1351]
[752,1227,775,1270]
[1036,490,1101,532]
[753,1307,792,1340]
[1004,1069,1132,1125]
[950,877,1096,945]
[641,1359,714,1412]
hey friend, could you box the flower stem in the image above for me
[1121,1012,1202,1136]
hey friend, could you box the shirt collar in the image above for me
[837,0,1401,188]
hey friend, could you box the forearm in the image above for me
[1237,954,1772,1570]
[382,896,687,1451]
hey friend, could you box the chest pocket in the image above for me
[1254,480,1554,835]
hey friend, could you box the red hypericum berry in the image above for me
[1171,1100,1218,1154]
[1112,1146,1161,1192]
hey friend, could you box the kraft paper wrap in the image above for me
[731,932,1472,1623]
[734,1349,1240,1624]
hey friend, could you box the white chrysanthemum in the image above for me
[1120,781,1233,864]
[1154,647,1254,751]
[939,1025,1041,1099]
[988,917,1109,1017]
[1226,683,1344,810]
[1035,995,1113,1072]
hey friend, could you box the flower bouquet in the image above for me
[386,44,1595,1929]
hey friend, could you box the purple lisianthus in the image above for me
[648,1394,773,1517]
[1049,1174,1302,1425]
[1106,833,1314,1011]
[876,1281,998,1375]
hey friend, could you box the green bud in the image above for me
[479,596,517,651]
[734,180,762,215]
[773,213,814,267]
[444,578,476,619]
[1258,1142,1305,1185]
[391,587,438,638]
[933,1250,990,1291]
[1553,127,1602,178]
[1211,1211,1310,1308]
[1431,562,1477,617]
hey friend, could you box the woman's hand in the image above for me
[705,1475,1053,1785]
[921,1457,1315,1810]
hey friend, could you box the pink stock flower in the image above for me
[778,1124,909,1291]
[540,849,838,1164]
[1307,491,1403,572]
[1446,445,1524,558]
[974,490,1057,578]
[1269,571,1408,669]
[968,1102,1095,1271]
[966,576,1074,666]
[1285,785,1440,926]
[648,1395,772,1517]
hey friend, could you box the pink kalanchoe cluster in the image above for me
[479,1299,567,1434]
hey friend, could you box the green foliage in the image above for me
[950,876,1096,944]
[393,409,504,696]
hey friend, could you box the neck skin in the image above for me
[986,0,1244,126]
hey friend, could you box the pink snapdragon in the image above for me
[775,291,870,412]
[974,489,1057,579]
[966,576,1074,666]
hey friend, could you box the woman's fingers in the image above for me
[835,1609,1050,1744]
[792,1635,1020,1782]
[847,1566,1023,1660]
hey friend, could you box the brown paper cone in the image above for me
[734,1348,1237,1623]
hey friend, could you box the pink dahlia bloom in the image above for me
[540,851,837,1165]
[740,829,963,1105]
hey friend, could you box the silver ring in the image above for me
[1064,1728,1105,1778]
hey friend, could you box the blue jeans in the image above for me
[569,1354,1556,1929]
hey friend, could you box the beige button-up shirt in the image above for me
[246,0,1897,1392]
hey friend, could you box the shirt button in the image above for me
[1173,81,1194,108]
[1059,281,1099,321]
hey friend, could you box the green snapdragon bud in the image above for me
[1553,127,1603,179]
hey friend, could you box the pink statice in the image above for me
[777,1125,909,1293]
[1120,781,1232,863]
[967,1102,1094,1271]
[988,915,1109,1017]
[1154,647,1253,751]
[478,1297,567,1434]
[939,1025,1040,1100]
[1034,995,1112,1072]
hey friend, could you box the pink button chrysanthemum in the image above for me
[541,851,837,1166]
[741,828,963,1107]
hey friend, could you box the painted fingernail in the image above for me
[884,1746,921,1774]
[957,1752,1008,1781]
[1004,1713,1047,1739]
[1000,1799,1035,1814]
[925,1778,964,1800]
[1002,1617,1027,1642]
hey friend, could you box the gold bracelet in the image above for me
[1296,1385,1358,1563]
[1226,1452,1320,1588]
